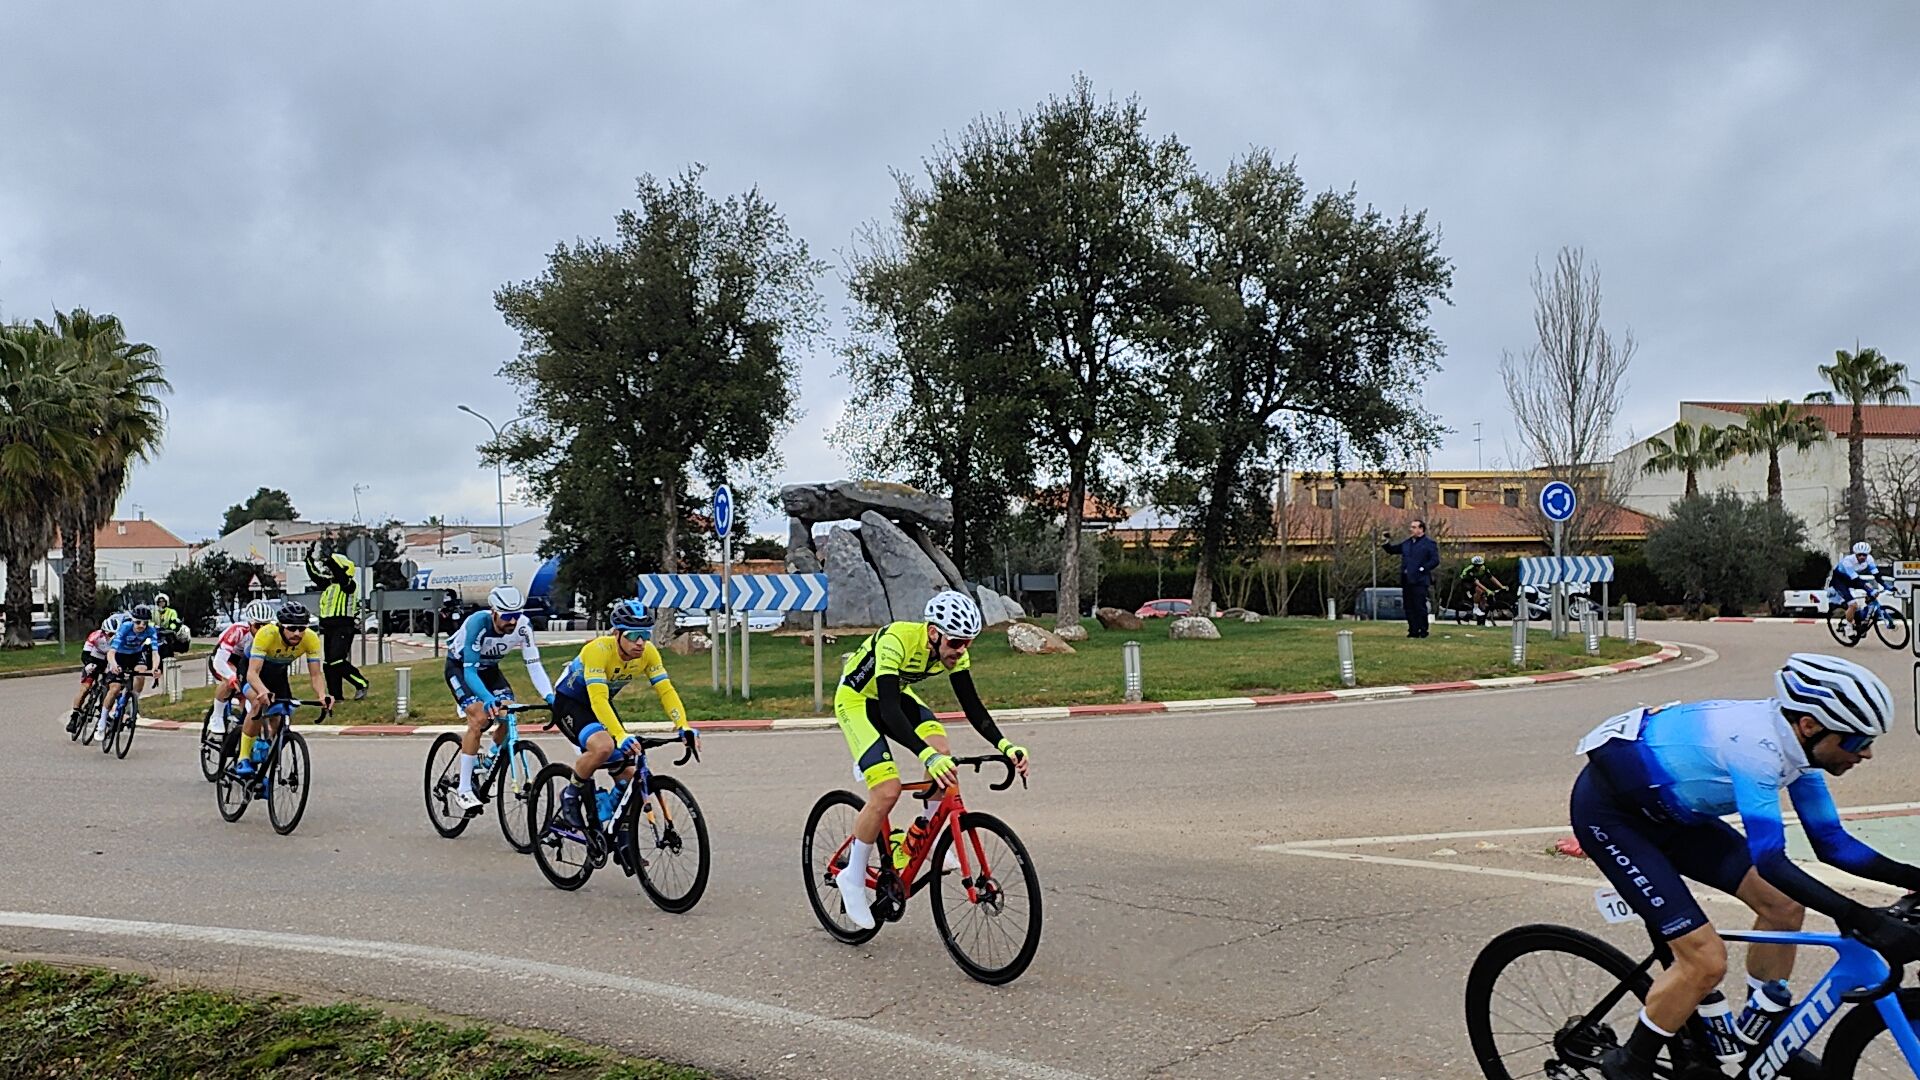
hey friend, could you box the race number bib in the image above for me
[1575,707,1647,755]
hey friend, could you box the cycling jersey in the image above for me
[82,630,109,659]
[248,624,322,666]
[1830,554,1882,591]
[212,623,255,681]
[833,621,1007,788]
[108,622,160,657]
[1460,564,1497,586]
[446,610,553,708]
[552,634,685,744]
[840,621,972,702]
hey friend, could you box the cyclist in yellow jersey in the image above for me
[236,602,333,777]
[547,599,698,829]
[832,589,1032,930]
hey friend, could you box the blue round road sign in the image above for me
[712,485,733,540]
[1540,481,1576,523]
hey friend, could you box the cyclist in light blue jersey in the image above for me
[444,584,553,814]
[1828,541,1888,635]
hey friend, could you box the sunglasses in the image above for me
[496,611,523,624]
[1836,733,1876,754]
[619,628,653,643]
[938,634,973,651]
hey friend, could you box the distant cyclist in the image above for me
[96,606,162,742]
[1458,556,1505,625]
[68,612,126,734]
[1828,541,1889,636]
[444,584,555,814]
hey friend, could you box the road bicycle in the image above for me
[801,753,1042,986]
[88,667,152,759]
[198,686,249,782]
[67,675,107,744]
[214,696,316,836]
[1827,587,1909,651]
[424,701,549,853]
[1464,894,1920,1078]
[526,731,708,912]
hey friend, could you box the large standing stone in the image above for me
[1096,607,1145,631]
[785,518,822,573]
[904,523,969,594]
[823,526,889,628]
[780,480,953,530]
[857,512,947,624]
[1168,616,1221,640]
[1005,595,1027,619]
[975,586,1014,627]
[1007,622,1077,655]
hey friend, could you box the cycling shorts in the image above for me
[109,651,149,676]
[551,693,609,752]
[1568,754,1752,941]
[255,663,293,703]
[444,659,513,711]
[80,654,107,683]
[833,686,948,788]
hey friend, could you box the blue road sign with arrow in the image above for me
[1539,481,1576,523]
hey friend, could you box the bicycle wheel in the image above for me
[928,811,1043,985]
[529,763,594,890]
[81,691,106,746]
[1824,986,1920,1078]
[422,733,471,839]
[495,739,548,854]
[98,696,120,755]
[630,774,710,913]
[1464,924,1652,1079]
[215,757,251,822]
[1829,605,1861,647]
[267,731,312,835]
[1875,608,1910,650]
[198,712,224,781]
[801,789,882,945]
[112,695,138,759]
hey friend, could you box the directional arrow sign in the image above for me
[1539,481,1577,523]
[712,485,733,541]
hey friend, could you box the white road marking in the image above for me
[0,912,1096,1080]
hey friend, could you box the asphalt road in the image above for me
[3,622,1914,1078]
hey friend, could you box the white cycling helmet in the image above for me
[1774,652,1893,738]
[243,600,274,624]
[924,590,983,638]
[102,612,130,634]
[1471,555,1485,565]
[154,592,170,606]
[1854,541,1873,557]
[488,584,525,613]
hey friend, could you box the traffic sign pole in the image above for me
[1553,520,1565,639]
[713,486,734,700]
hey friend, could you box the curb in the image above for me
[1708,616,1822,625]
[133,642,1686,737]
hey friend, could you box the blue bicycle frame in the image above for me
[1719,926,1919,1076]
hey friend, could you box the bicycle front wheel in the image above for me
[1824,986,1920,1078]
[267,731,312,835]
[1875,608,1910,650]
[112,696,138,759]
[198,712,224,781]
[422,732,471,839]
[630,774,710,913]
[1829,604,1861,647]
[495,739,548,854]
[529,763,593,890]
[929,811,1043,985]
[1463,924,1650,1079]
[800,789,881,945]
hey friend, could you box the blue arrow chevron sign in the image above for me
[634,574,724,610]
[1517,556,1615,587]
[729,573,830,613]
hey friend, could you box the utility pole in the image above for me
[352,484,369,524]
[1474,422,1483,470]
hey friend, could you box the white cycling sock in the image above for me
[459,753,477,793]
[1637,1008,1675,1038]
[848,837,874,869]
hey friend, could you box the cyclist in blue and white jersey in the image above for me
[1828,540,1889,634]
[445,585,554,814]
[97,605,162,741]
[1571,653,1920,1079]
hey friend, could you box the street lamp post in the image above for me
[457,405,529,586]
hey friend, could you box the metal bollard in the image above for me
[394,667,411,719]
[1336,629,1356,687]
[164,663,182,704]
[1622,602,1638,645]
[1122,640,1142,703]
[1326,598,1337,621]
[1584,611,1600,655]
[1511,613,1528,668]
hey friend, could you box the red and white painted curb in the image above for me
[1707,616,1823,625]
[135,642,1684,737]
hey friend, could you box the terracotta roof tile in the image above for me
[92,519,187,550]
[1687,401,1920,438]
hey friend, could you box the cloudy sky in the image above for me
[4,3,1915,543]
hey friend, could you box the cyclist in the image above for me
[547,600,697,835]
[236,602,334,778]
[1458,556,1505,625]
[444,584,555,814]
[152,591,185,670]
[204,601,272,737]
[96,605,162,741]
[831,590,1032,931]
[1570,653,1920,1080]
[1828,541,1888,637]
[68,612,126,734]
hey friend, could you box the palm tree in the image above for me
[1729,401,1827,507]
[1640,419,1732,499]
[0,323,103,647]
[1808,346,1911,545]
[41,309,168,636]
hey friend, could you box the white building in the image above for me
[6,516,190,612]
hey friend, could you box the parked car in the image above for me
[1351,587,1406,620]
[673,610,783,632]
[1135,598,1193,619]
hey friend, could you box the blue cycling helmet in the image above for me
[609,599,654,637]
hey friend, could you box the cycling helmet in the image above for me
[487,584,525,613]
[130,604,155,623]
[609,599,654,637]
[1774,653,1893,737]
[276,601,311,629]
[243,600,274,624]
[102,612,130,634]
[154,592,170,606]
[1854,541,1873,556]
[924,590,983,638]
[1470,556,1485,566]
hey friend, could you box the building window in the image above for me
[1502,486,1522,508]
[1388,487,1407,509]
[1315,486,1335,509]
[132,561,144,575]
[1442,487,1463,509]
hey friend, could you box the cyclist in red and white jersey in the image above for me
[67,613,126,733]
[205,601,273,737]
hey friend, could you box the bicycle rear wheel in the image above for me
[928,811,1043,985]
[422,732,471,839]
[800,789,882,945]
[112,695,138,759]
[1463,924,1652,1079]
[630,774,710,913]
[495,739,548,854]
[1829,604,1861,647]
[215,759,251,822]
[1875,608,1910,650]
[529,763,594,890]
[267,731,312,835]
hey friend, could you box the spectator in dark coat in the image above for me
[1382,519,1441,638]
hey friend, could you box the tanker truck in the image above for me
[407,554,575,629]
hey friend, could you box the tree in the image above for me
[1500,248,1636,552]
[1639,419,1732,500]
[1808,346,1910,545]
[1155,151,1451,614]
[0,323,100,647]
[1865,445,1920,560]
[740,535,786,561]
[313,520,408,591]
[196,551,278,613]
[159,559,215,631]
[1644,492,1809,616]
[495,167,821,612]
[1729,401,1826,507]
[221,487,299,536]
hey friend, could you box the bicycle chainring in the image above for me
[873,871,907,923]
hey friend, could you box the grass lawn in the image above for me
[142,617,1663,726]
[0,962,704,1079]
[0,642,206,677]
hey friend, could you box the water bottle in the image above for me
[594,789,616,823]
[1736,980,1793,1046]
[1696,990,1742,1064]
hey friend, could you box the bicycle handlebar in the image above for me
[1839,894,1920,1003]
[503,702,551,713]
[592,730,700,772]
[950,753,1024,791]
